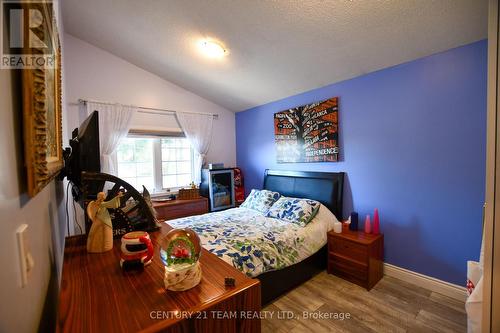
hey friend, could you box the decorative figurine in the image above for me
[86,190,124,253]
[160,228,202,291]
[142,185,158,221]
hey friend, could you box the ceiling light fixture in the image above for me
[198,39,227,58]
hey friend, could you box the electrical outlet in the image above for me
[16,224,34,287]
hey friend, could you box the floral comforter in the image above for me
[167,205,336,277]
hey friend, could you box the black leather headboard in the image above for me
[263,169,344,220]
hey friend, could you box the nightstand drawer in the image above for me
[328,264,367,287]
[161,204,205,220]
[329,237,367,264]
[329,253,367,277]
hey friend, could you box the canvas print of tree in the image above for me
[274,97,339,163]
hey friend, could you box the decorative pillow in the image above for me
[266,197,321,226]
[240,189,281,213]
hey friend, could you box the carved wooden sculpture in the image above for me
[86,191,124,253]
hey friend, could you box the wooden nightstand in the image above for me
[327,225,384,290]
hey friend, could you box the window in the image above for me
[116,137,155,191]
[161,138,192,189]
[117,136,194,193]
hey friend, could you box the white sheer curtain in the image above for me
[175,112,213,184]
[85,102,136,175]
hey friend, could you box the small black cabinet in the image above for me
[200,168,235,211]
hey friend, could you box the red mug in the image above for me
[120,231,153,268]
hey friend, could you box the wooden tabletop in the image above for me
[57,223,261,333]
[328,224,383,245]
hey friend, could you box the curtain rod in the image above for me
[75,98,219,119]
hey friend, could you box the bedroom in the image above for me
[0,0,499,332]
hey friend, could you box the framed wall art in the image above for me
[274,97,339,163]
[22,2,63,197]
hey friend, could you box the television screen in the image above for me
[67,111,101,193]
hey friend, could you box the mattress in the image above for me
[167,204,338,277]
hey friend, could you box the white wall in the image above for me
[63,33,236,168]
[0,1,67,332]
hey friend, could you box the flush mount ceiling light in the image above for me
[198,39,227,58]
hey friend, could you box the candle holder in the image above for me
[364,215,372,234]
[373,208,380,235]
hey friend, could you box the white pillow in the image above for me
[240,189,281,213]
[265,196,321,226]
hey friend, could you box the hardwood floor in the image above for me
[262,271,467,333]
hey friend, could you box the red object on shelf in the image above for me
[364,215,372,234]
[234,167,245,204]
[373,208,380,235]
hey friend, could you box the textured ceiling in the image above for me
[62,0,488,112]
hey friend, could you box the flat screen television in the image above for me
[64,111,101,200]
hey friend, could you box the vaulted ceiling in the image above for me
[62,0,488,111]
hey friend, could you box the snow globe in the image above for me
[160,228,202,291]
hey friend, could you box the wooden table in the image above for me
[57,224,261,333]
[152,197,208,221]
[327,224,384,290]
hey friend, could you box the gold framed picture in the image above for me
[22,2,63,197]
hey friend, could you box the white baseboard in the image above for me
[383,263,467,302]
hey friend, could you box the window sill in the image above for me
[150,191,177,198]
[149,186,192,198]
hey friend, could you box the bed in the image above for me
[168,169,344,304]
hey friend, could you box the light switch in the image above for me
[16,224,34,287]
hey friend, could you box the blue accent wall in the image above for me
[235,40,487,285]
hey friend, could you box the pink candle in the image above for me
[364,214,371,234]
[373,208,380,235]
